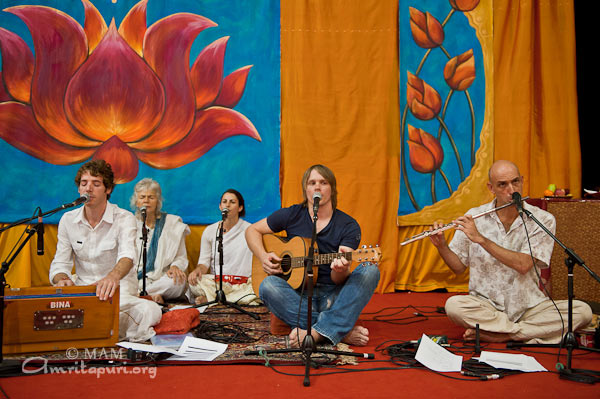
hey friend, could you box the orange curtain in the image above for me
[281,0,580,293]
[281,0,401,292]
[494,0,580,197]
[2,0,581,293]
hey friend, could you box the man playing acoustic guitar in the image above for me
[245,164,380,346]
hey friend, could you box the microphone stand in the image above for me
[244,204,374,387]
[0,199,85,365]
[506,206,600,384]
[139,210,149,297]
[193,211,259,319]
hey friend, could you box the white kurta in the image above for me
[49,202,162,342]
[135,214,190,299]
[197,219,252,276]
[190,219,259,305]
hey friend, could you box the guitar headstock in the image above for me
[352,245,382,264]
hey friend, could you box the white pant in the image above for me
[445,294,593,344]
[140,274,187,300]
[119,294,163,342]
[189,275,260,306]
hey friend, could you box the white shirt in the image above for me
[49,202,138,295]
[198,219,252,277]
[449,200,556,321]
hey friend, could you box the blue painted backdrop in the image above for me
[398,0,484,215]
[0,0,280,224]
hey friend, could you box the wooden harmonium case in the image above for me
[2,285,119,354]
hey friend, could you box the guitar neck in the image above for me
[315,252,352,265]
[290,252,352,269]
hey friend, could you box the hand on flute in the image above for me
[452,215,484,245]
[428,221,448,248]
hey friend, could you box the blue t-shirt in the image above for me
[266,204,361,285]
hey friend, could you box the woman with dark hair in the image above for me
[188,189,259,306]
[131,178,190,304]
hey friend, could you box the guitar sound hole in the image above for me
[280,255,292,278]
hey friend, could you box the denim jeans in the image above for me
[259,262,380,344]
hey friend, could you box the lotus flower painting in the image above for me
[0,0,280,223]
[399,0,485,215]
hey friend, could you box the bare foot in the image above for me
[463,328,511,343]
[341,325,369,346]
[194,295,207,305]
[288,327,323,348]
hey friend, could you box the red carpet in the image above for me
[1,292,598,399]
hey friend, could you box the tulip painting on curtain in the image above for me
[0,0,280,224]
[398,0,486,217]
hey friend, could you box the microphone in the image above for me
[63,193,89,209]
[140,206,148,242]
[512,192,523,216]
[37,208,44,256]
[221,208,229,220]
[312,191,322,215]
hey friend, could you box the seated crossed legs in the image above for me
[259,262,380,347]
[189,274,259,306]
[142,273,188,304]
[445,294,593,344]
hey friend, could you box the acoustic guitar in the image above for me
[251,234,382,294]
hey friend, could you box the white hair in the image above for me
[130,178,163,218]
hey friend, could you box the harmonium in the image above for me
[2,285,119,354]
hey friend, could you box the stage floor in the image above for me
[1,292,599,398]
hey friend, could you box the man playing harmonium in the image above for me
[49,160,162,342]
[428,160,592,343]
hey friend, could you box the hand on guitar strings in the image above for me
[261,251,283,275]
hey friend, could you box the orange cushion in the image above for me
[154,308,200,335]
[270,313,291,335]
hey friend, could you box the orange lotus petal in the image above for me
[408,127,444,174]
[408,140,437,173]
[81,0,108,53]
[450,0,481,12]
[0,102,94,164]
[444,49,475,91]
[214,65,252,109]
[132,13,217,151]
[135,107,260,169]
[407,124,422,143]
[6,6,97,148]
[0,28,34,103]
[92,135,139,183]
[0,72,11,101]
[65,22,165,143]
[191,36,228,110]
[409,100,436,120]
[419,130,444,168]
[118,0,148,57]
[409,7,444,49]
[407,71,441,120]
[423,83,442,112]
[407,71,423,102]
